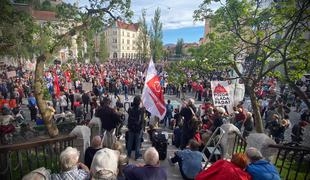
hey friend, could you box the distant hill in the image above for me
[164,43,176,48]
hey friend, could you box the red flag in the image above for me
[54,72,60,98]
[142,59,166,119]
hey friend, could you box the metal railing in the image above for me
[268,143,310,180]
[232,131,247,154]
[0,135,76,180]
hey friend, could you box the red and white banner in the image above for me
[142,59,166,120]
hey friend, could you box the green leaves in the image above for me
[0,0,37,58]
[175,38,184,57]
[150,7,163,62]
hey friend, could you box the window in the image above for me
[122,31,124,36]
[127,47,129,50]
[113,31,117,35]
[113,39,117,43]
[127,32,130,37]
[127,40,130,44]
[122,46,124,50]
[122,39,124,43]
[132,34,135,38]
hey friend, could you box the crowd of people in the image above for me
[22,137,280,180]
[0,58,309,180]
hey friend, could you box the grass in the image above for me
[274,158,309,180]
[2,146,61,179]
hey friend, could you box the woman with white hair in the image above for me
[51,147,89,180]
[123,147,167,180]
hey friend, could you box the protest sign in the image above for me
[211,81,231,106]
[6,71,16,78]
[82,82,93,92]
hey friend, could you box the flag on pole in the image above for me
[142,59,166,119]
[54,72,60,98]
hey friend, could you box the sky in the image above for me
[65,0,219,44]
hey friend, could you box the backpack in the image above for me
[128,107,143,133]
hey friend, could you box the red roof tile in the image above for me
[32,10,56,21]
[116,21,139,31]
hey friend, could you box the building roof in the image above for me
[32,10,57,21]
[184,43,198,48]
[116,21,139,31]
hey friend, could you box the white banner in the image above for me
[82,82,93,92]
[6,71,16,78]
[211,81,232,106]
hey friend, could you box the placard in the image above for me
[211,81,231,106]
[82,82,93,92]
[6,71,16,78]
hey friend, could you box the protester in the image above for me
[95,97,121,148]
[163,99,173,128]
[245,147,280,180]
[51,147,90,180]
[196,153,252,180]
[82,91,90,113]
[127,95,144,160]
[243,112,254,138]
[180,98,197,149]
[84,136,102,169]
[27,93,37,122]
[168,139,203,180]
[90,147,120,179]
[123,147,167,180]
[291,121,307,143]
[22,167,51,180]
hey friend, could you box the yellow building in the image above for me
[104,21,145,59]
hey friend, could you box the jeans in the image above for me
[29,106,37,121]
[171,153,193,180]
[164,114,172,128]
[127,130,142,159]
[234,121,243,130]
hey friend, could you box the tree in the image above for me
[136,9,149,61]
[0,0,36,59]
[175,38,184,57]
[86,29,95,63]
[150,8,163,62]
[41,0,53,11]
[193,0,310,133]
[98,32,108,63]
[76,33,84,62]
[32,0,132,137]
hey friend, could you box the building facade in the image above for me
[104,21,144,59]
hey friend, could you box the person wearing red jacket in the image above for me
[234,107,246,130]
[196,153,252,180]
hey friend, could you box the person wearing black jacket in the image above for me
[69,90,75,111]
[95,97,121,148]
[82,91,90,113]
[180,98,197,149]
[127,95,145,160]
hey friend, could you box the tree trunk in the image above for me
[248,86,264,133]
[34,54,59,137]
